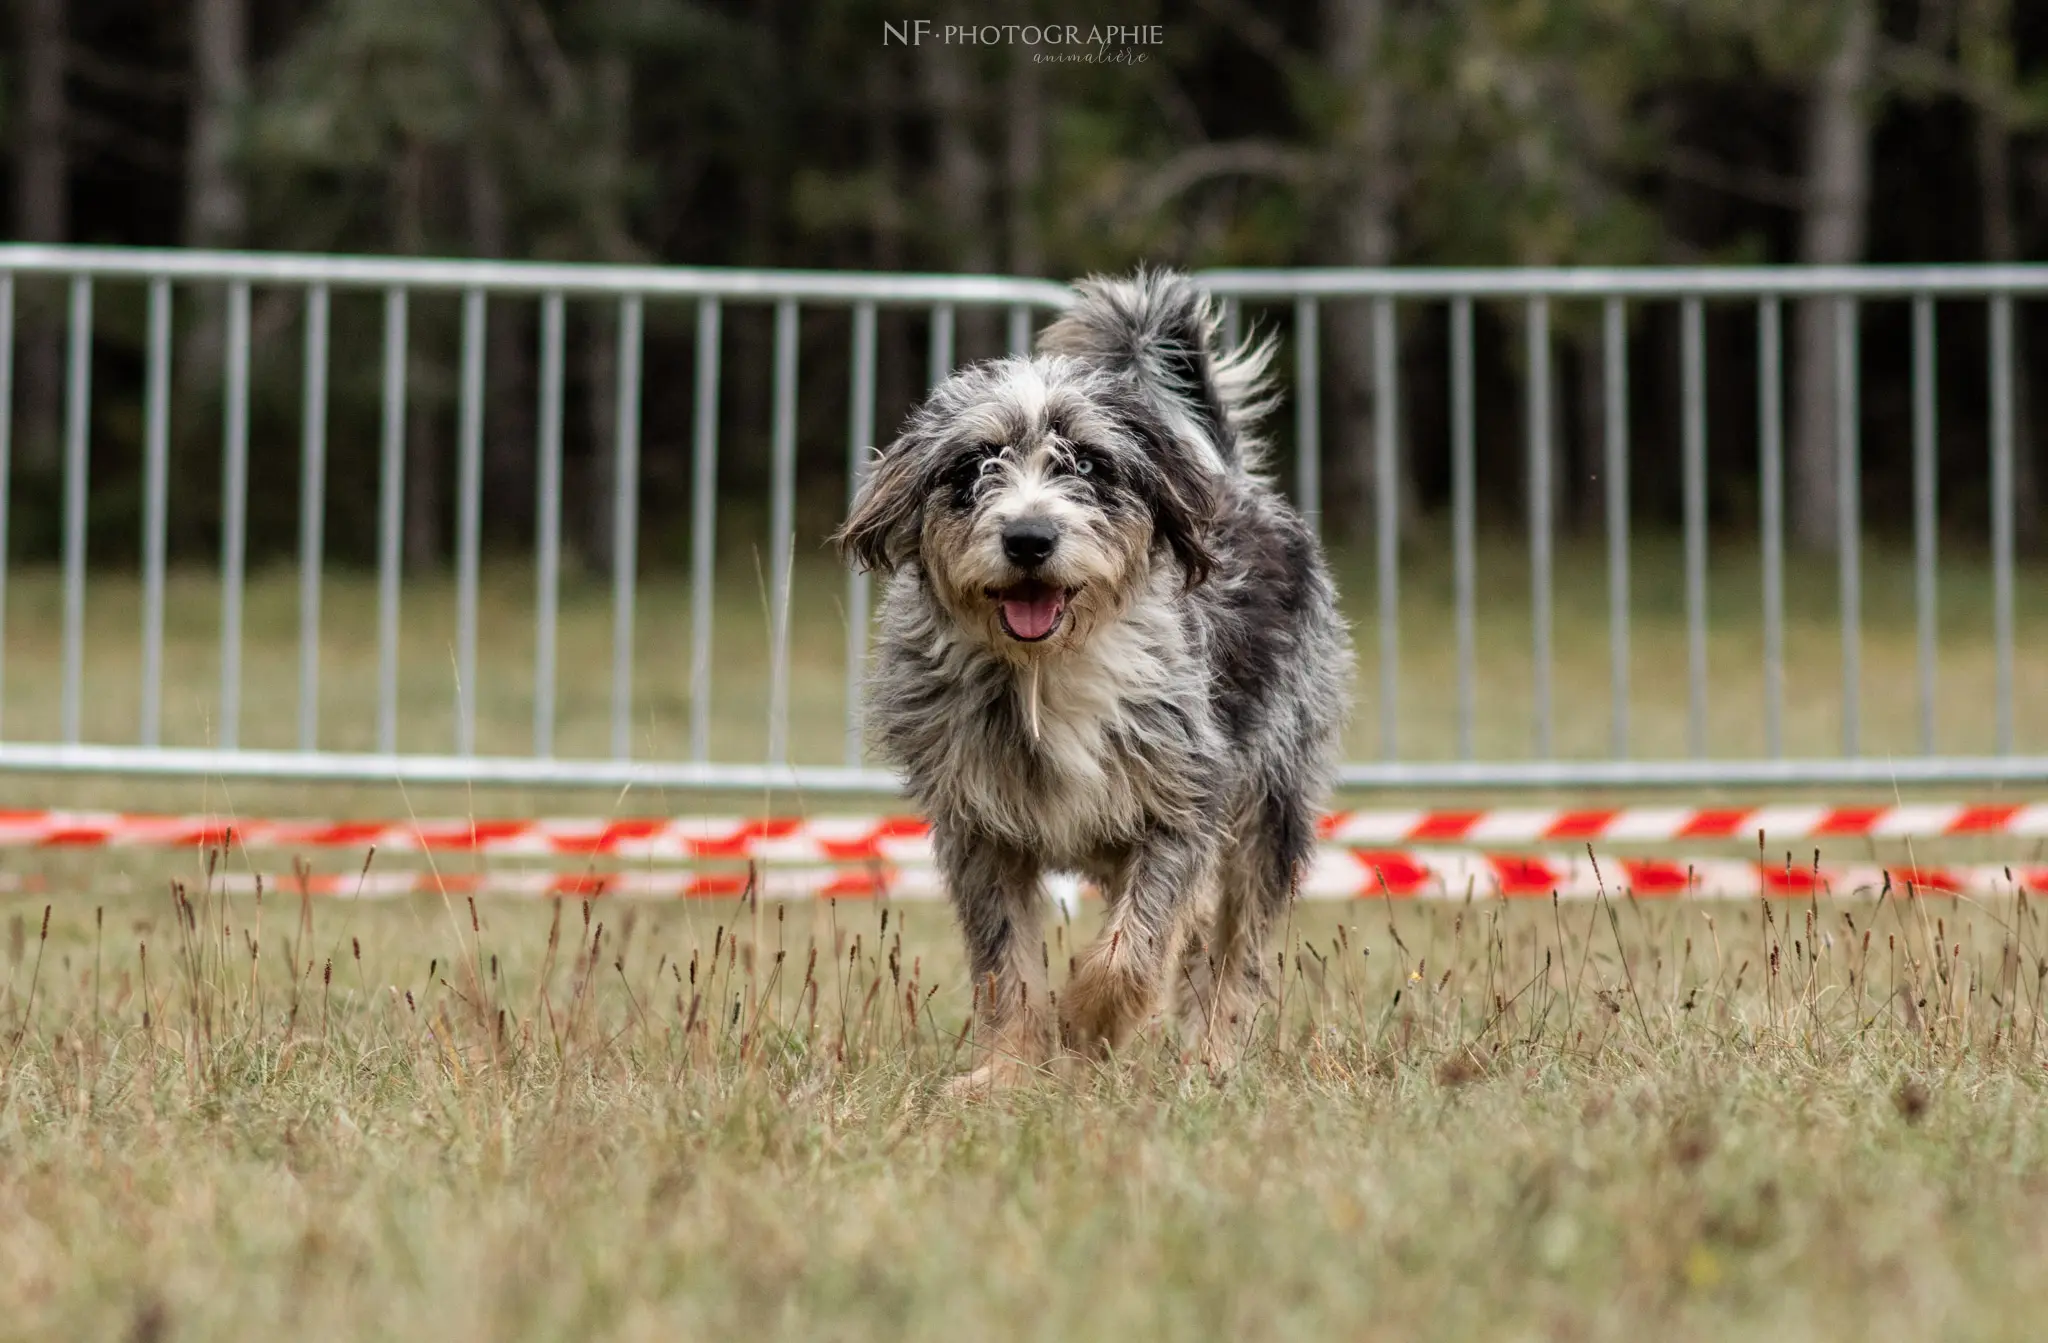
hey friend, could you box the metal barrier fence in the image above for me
[0,245,2042,793]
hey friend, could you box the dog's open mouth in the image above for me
[989,580,1068,642]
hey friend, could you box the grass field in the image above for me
[4,880,2048,1340]
[0,534,2044,1339]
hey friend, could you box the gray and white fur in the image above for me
[836,269,1351,1083]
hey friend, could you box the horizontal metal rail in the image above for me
[1199,264,2048,299]
[6,742,2045,793]
[13,247,2048,300]
[0,244,1072,305]
[0,742,900,792]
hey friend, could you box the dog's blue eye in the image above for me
[1076,458,1094,475]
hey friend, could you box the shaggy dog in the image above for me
[836,270,1350,1086]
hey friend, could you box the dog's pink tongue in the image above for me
[1002,590,1063,639]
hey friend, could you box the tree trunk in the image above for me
[466,14,531,545]
[1573,331,1606,534]
[16,0,67,245]
[184,0,247,248]
[179,0,249,497]
[1964,0,2040,546]
[923,37,996,359]
[1792,0,1875,553]
[1319,0,1410,546]
[868,58,905,274]
[580,51,635,575]
[16,0,69,475]
[584,317,619,577]
[867,55,921,458]
[396,140,443,572]
[1006,22,1043,277]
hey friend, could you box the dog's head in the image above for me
[835,270,1269,657]
[836,357,1217,653]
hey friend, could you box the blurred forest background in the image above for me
[2,0,2047,574]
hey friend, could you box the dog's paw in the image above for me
[943,1055,1041,1098]
[1176,975,1261,1079]
[1060,959,1155,1058]
[1196,1018,1247,1080]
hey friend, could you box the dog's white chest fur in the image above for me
[934,605,1197,864]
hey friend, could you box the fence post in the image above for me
[1603,297,1629,760]
[60,276,91,746]
[1294,297,1320,535]
[140,278,172,748]
[376,287,409,757]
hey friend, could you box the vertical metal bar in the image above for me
[689,299,722,763]
[1681,296,1708,759]
[845,301,878,766]
[1372,297,1399,760]
[218,281,251,751]
[1295,297,1321,534]
[1912,294,1938,756]
[1603,297,1629,759]
[376,287,407,756]
[1006,303,1032,357]
[1835,296,1861,756]
[767,298,799,766]
[60,277,91,746]
[297,285,329,753]
[1758,297,1785,758]
[1991,293,2016,754]
[534,290,565,758]
[0,276,10,741]
[1221,298,1240,352]
[453,288,483,756]
[1527,296,1552,759]
[139,278,171,747]
[1451,297,1477,760]
[929,304,955,385]
[610,294,643,762]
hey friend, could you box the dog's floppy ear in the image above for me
[834,431,930,573]
[1129,417,1221,589]
[1151,456,1221,589]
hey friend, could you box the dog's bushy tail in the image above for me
[1037,267,1276,474]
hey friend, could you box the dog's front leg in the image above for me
[935,824,1052,1092]
[1061,832,1213,1059]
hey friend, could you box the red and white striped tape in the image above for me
[1307,849,2048,900]
[9,853,2042,902]
[4,801,2045,862]
[0,811,938,864]
[1319,801,2048,846]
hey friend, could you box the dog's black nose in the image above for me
[1001,519,1059,568]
